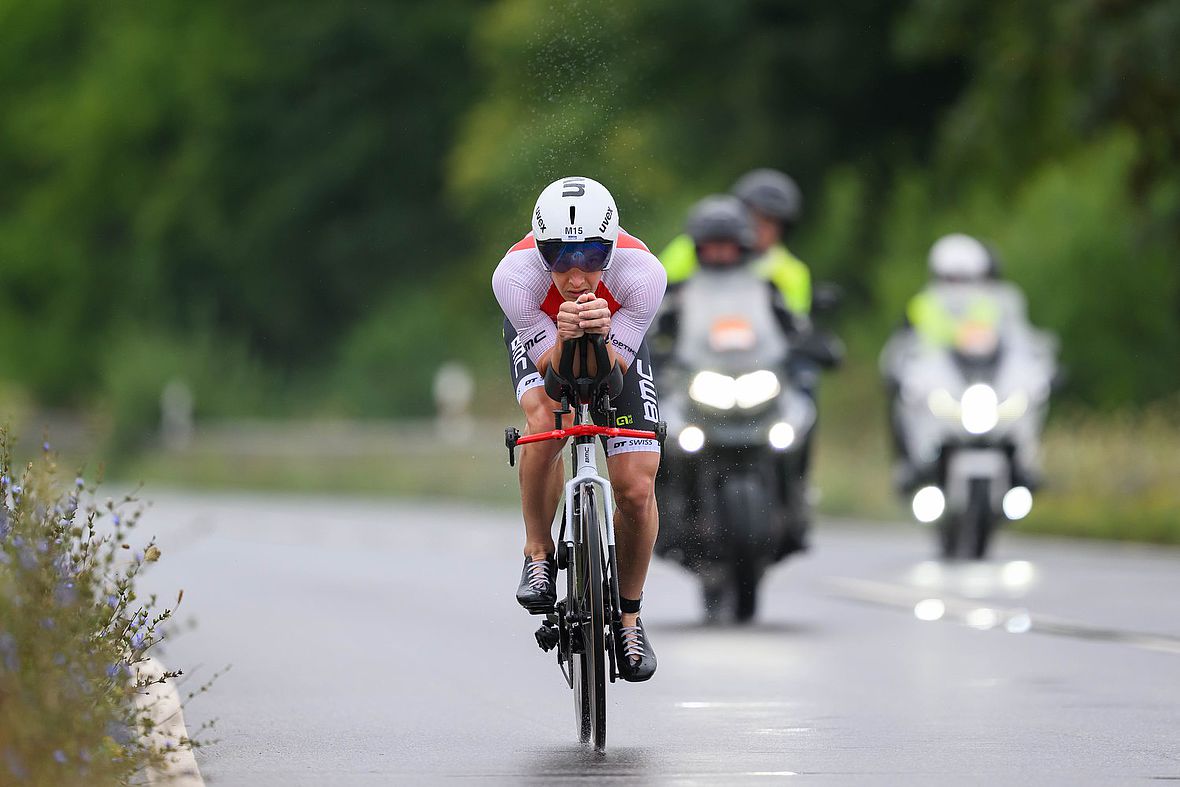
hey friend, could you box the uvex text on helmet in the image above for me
[532,176,620,270]
[731,168,802,225]
[685,194,756,250]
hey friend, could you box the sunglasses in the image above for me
[537,239,613,273]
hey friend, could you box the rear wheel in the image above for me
[570,484,607,751]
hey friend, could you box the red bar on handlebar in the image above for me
[514,424,660,445]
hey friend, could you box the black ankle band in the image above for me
[620,595,642,614]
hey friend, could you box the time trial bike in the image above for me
[505,334,665,753]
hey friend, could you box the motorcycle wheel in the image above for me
[939,479,995,560]
[700,573,729,624]
[937,514,959,560]
[722,467,770,623]
[966,477,994,560]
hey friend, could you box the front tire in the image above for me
[571,485,608,751]
[965,478,994,559]
[722,466,770,623]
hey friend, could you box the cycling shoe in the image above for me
[614,617,657,682]
[516,555,556,614]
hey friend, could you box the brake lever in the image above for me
[505,427,520,467]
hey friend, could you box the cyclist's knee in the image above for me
[612,462,658,518]
[521,389,560,434]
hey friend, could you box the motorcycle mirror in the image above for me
[811,282,844,314]
[1051,364,1069,394]
[796,330,845,370]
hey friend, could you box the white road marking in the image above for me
[826,576,1180,656]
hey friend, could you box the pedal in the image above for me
[534,621,560,652]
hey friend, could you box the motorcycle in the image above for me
[653,269,838,621]
[882,312,1057,560]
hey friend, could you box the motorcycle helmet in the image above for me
[531,176,620,272]
[731,168,802,226]
[686,194,757,253]
[928,233,991,281]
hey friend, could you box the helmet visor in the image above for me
[537,239,613,273]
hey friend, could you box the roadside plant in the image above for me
[0,429,203,785]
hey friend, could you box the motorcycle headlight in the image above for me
[689,371,736,410]
[734,370,781,409]
[960,383,999,434]
[678,425,705,453]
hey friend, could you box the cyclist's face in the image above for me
[551,267,603,300]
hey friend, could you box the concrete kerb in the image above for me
[134,657,204,786]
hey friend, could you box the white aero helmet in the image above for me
[531,176,620,272]
[928,233,991,281]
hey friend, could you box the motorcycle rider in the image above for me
[659,168,812,321]
[653,195,812,551]
[882,233,1041,492]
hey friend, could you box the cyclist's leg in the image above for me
[601,341,662,628]
[504,317,567,560]
[519,387,567,558]
[606,450,659,627]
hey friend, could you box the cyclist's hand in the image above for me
[557,300,585,341]
[576,293,611,336]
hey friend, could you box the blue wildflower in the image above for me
[131,631,145,649]
[106,663,121,678]
[53,750,66,764]
[0,633,18,672]
[5,748,28,780]
[75,477,84,488]
[106,595,119,607]
[105,719,133,745]
[11,485,20,495]
[113,514,121,525]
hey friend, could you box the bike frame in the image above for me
[513,412,659,683]
[505,334,665,751]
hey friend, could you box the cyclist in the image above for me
[492,176,667,682]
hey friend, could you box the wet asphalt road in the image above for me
[138,492,1180,786]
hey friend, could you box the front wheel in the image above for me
[723,467,770,623]
[570,484,607,751]
[938,479,994,560]
[965,478,995,559]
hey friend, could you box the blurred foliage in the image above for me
[0,434,204,783]
[0,0,479,408]
[0,0,1177,433]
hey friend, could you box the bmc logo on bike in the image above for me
[635,360,659,422]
